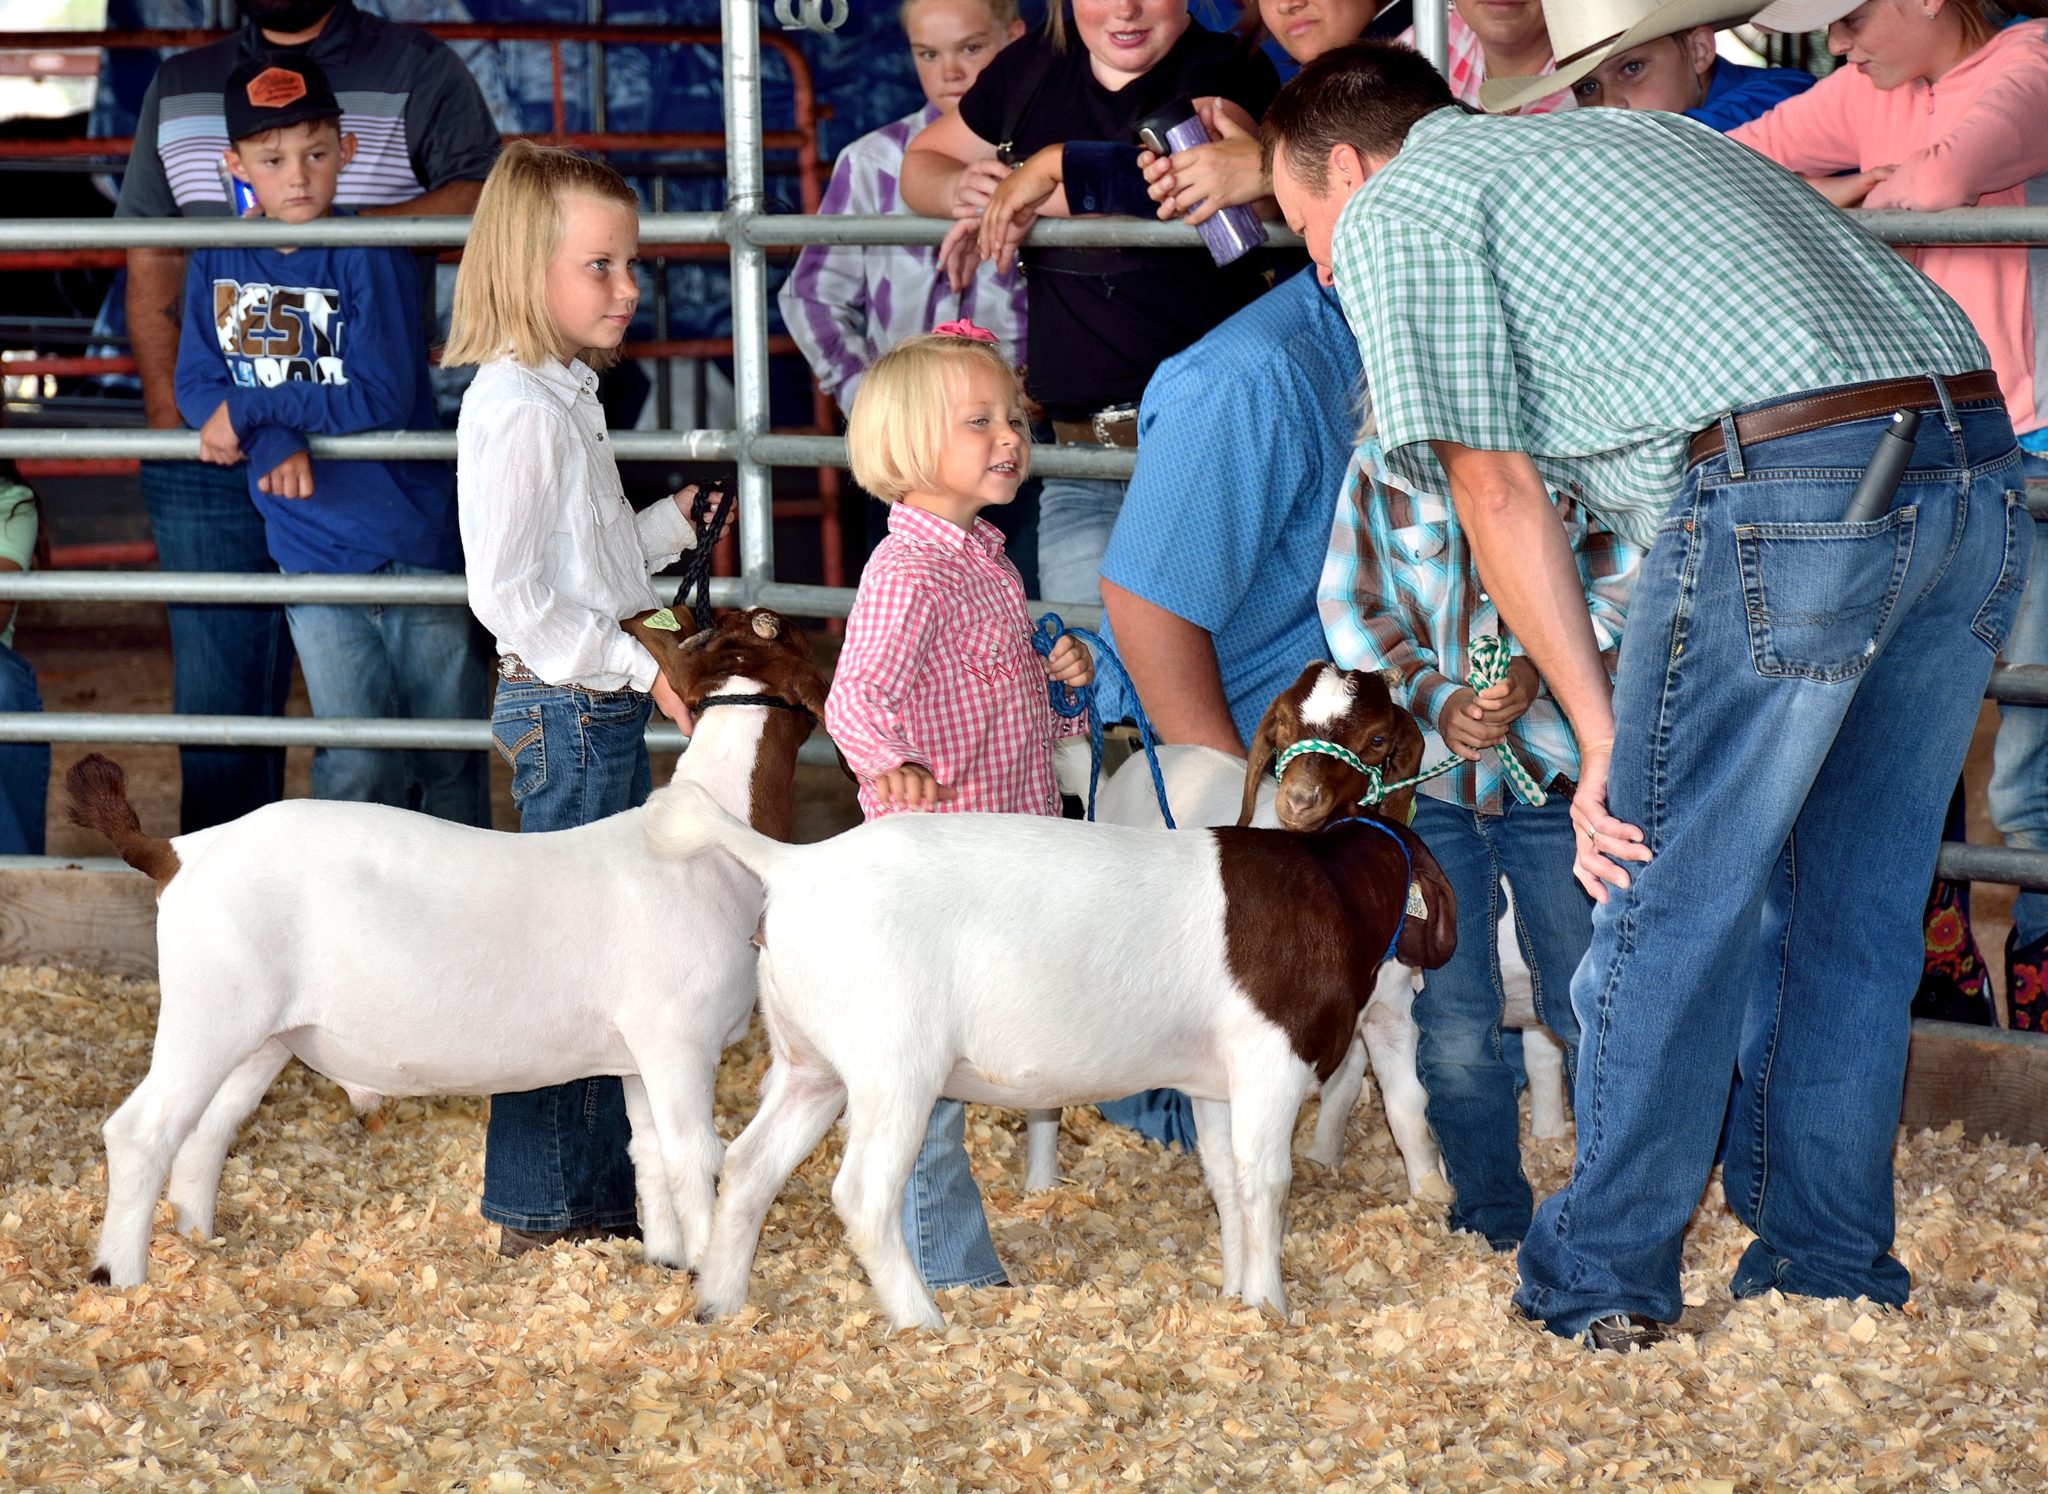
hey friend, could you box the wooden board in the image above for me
[0,865,158,980]
[1901,1019,2048,1146]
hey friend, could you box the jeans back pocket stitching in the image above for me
[1736,511,1916,684]
[1971,489,2032,653]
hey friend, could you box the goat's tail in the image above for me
[63,753,180,891]
[644,779,787,884]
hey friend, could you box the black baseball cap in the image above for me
[223,52,343,144]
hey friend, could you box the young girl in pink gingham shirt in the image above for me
[828,325,1091,818]
[824,322,1091,1295]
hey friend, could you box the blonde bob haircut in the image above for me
[845,333,1024,504]
[443,140,640,370]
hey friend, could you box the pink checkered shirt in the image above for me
[1399,12,1576,114]
[826,503,1086,821]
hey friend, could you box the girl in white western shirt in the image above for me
[443,140,724,1258]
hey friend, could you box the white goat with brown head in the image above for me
[68,608,826,1288]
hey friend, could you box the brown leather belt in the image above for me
[1686,370,2002,469]
[1050,406,1139,450]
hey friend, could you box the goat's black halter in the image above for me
[694,692,814,720]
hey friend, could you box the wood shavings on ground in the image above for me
[5,962,2047,1491]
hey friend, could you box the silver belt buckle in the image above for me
[1091,406,1136,445]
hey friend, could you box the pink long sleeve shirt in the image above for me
[1730,20,2048,435]
[825,503,1085,822]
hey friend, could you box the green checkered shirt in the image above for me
[1331,107,1990,548]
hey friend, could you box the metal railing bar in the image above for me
[6,205,2047,253]
[0,709,842,767]
[0,572,1104,628]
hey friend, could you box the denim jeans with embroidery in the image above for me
[479,675,651,1233]
[1515,394,2029,1336]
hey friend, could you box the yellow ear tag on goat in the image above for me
[1406,884,1429,919]
[644,608,683,632]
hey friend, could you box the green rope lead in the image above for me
[1466,634,1548,808]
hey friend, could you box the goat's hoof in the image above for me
[1303,1148,1342,1170]
[87,1264,112,1286]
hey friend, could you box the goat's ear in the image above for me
[1238,667,1313,826]
[1377,705,1428,829]
[621,610,691,689]
[1394,832,1458,970]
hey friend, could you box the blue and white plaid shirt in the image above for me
[1319,437,1642,815]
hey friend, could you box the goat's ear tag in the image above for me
[1405,884,1428,919]
[750,613,780,639]
[644,608,683,632]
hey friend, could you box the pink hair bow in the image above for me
[932,318,1000,346]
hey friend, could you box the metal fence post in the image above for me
[723,0,776,604]
[1414,0,1448,75]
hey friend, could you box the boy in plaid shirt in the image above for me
[1321,432,1640,1248]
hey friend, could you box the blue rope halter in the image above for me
[1323,814,1418,966]
[1032,612,1175,828]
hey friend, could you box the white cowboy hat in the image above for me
[1746,0,1865,32]
[1478,0,1771,113]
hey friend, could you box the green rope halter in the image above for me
[1273,637,1549,810]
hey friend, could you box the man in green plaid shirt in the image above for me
[1265,41,2028,1352]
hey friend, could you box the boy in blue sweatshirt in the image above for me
[176,51,489,826]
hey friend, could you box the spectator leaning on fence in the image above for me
[1265,40,2018,1351]
[779,0,1029,423]
[1481,0,1815,126]
[0,467,50,857]
[116,0,498,835]
[173,53,490,829]
[1730,0,2048,1027]
[900,0,1282,608]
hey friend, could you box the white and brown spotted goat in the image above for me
[68,608,825,1288]
[644,760,1457,1329]
[1040,662,1568,1196]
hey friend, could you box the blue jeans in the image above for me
[1988,452,2048,944]
[1411,794,1586,1249]
[285,561,492,827]
[0,641,49,854]
[479,676,652,1232]
[140,460,293,833]
[1515,395,2030,1337]
[1036,474,1126,607]
[901,1099,1008,1290]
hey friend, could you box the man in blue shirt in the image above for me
[1481,0,1814,128]
[1095,266,1362,754]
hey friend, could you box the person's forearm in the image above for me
[1100,579,1243,755]
[127,247,189,430]
[1432,443,1615,747]
[359,180,483,217]
[901,149,965,217]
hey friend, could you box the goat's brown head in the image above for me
[621,607,829,728]
[1237,663,1427,832]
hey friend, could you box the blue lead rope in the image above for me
[1032,612,1175,828]
[1324,814,1415,966]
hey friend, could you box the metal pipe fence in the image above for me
[0,0,2043,895]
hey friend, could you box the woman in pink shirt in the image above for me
[1733,0,2048,1025]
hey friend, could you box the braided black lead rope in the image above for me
[670,482,735,633]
